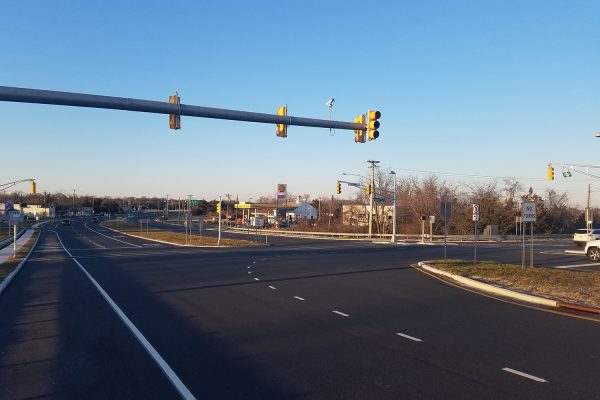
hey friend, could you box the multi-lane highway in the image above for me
[1,218,599,399]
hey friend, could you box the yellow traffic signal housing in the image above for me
[365,183,372,195]
[276,105,287,137]
[354,114,366,143]
[216,203,221,214]
[169,94,181,130]
[367,110,381,140]
[31,181,36,194]
[336,182,341,194]
[547,164,554,180]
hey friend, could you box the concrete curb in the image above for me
[417,261,558,307]
[0,231,41,298]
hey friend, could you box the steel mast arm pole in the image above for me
[0,86,366,132]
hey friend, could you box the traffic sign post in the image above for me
[472,204,480,263]
[521,202,536,267]
[441,202,452,262]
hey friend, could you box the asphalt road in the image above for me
[1,218,599,399]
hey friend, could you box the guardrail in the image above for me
[225,227,571,242]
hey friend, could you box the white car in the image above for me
[585,239,600,261]
[573,229,600,247]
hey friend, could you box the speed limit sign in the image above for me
[472,204,480,221]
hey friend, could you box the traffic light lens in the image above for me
[369,121,380,130]
[369,111,381,120]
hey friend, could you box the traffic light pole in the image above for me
[367,161,379,239]
[0,86,367,133]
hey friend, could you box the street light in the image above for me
[390,171,397,243]
[366,160,380,238]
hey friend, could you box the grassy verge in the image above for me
[102,220,257,247]
[0,220,40,241]
[0,230,39,283]
[428,259,600,308]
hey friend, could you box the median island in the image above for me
[102,220,258,247]
[428,260,600,308]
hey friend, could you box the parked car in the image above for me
[585,239,600,261]
[573,229,600,247]
[61,219,71,226]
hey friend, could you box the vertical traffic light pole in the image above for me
[218,196,222,246]
[367,160,379,239]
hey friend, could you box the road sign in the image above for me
[472,204,480,221]
[234,203,252,209]
[191,200,200,206]
[522,202,536,222]
[373,197,385,203]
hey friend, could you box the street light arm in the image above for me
[0,179,35,191]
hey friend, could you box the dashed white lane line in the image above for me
[247,271,252,274]
[254,278,260,281]
[396,332,422,342]
[502,367,547,383]
[88,239,106,249]
[293,296,305,301]
[332,310,349,317]
[84,223,142,248]
[53,231,196,399]
[252,261,256,264]
[268,286,277,290]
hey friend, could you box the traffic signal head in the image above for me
[276,105,287,138]
[547,164,554,180]
[31,181,36,194]
[365,183,372,195]
[216,203,221,214]
[169,94,181,130]
[367,110,380,140]
[354,114,366,143]
[336,182,341,194]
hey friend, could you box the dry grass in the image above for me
[0,231,39,282]
[102,220,256,247]
[430,259,600,308]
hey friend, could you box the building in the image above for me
[342,204,393,226]
[1,203,55,219]
[288,202,318,221]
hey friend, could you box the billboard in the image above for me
[277,184,287,198]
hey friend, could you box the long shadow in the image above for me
[74,241,307,399]
[154,265,415,295]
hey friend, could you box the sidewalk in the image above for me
[0,229,34,264]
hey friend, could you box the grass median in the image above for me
[0,231,39,283]
[429,259,600,308]
[102,220,257,247]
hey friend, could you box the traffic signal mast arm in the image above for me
[0,179,36,192]
[549,162,600,180]
[337,180,364,189]
[0,86,367,133]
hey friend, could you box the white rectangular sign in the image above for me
[522,202,536,222]
[472,204,480,221]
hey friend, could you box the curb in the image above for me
[417,261,600,315]
[0,231,41,298]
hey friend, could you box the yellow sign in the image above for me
[234,203,252,209]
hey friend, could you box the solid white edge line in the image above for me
[268,286,276,290]
[293,296,305,301]
[395,332,422,342]
[254,278,260,281]
[53,231,196,400]
[332,310,349,317]
[553,262,600,269]
[0,230,41,297]
[502,367,547,383]
[84,223,142,248]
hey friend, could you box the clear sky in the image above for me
[1,1,599,207]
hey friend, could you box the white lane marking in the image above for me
[53,232,196,400]
[332,310,349,317]
[539,251,581,256]
[88,239,106,249]
[247,271,252,274]
[254,278,260,281]
[247,266,251,268]
[553,262,600,269]
[84,223,142,248]
[252,261,256,264]
[396,332,422,342]
[268,286,276,290]
[293,296,305,301]
[502,367,547,383]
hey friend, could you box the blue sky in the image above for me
[1,1,599,207]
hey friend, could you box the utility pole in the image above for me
[165,194,169,219]
[367,160,380,238]
[390,171,397,243]
[224,193,232,222]
[72,189,76,217]
[218,195,222,245]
